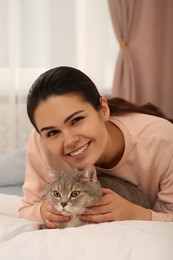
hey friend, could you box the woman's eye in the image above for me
[53,190,61,198]
[47,130,59,137]
[71,191,80,198]
[72,117,84,125]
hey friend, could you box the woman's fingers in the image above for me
[44,219,60,229]
[40,200,70,228]
[80,188,133,223]
[80,212,113,223]
[46,210,70,222]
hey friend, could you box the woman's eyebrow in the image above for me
[40,126,55,133]
[64,110,84,124]
[40,110,84,133]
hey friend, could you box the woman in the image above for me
[19,66,173,228]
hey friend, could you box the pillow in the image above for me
[0,147,26,187]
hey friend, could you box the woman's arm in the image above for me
[80,188,152,223]
[19,130,50,222]
[151,156,173,222]
[80,187,173,222]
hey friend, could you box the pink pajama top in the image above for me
[19,113,173,222]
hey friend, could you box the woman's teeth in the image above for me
[69,143,88,156]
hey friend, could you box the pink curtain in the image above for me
[108,0,173,118]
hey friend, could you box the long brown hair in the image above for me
[108,97,173,123]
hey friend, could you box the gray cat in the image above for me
[45,165,150,228]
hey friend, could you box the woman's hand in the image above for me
[80,188,152,223]
[40,200,70,228]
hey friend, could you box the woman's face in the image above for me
[34,94,110,170]
[34,94,109,169]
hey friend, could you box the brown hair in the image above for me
[107,97,173,123]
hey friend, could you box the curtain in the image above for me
[108,0,173,118]
[108,0,136,101]
[0,0,118,155]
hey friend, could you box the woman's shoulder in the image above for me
[110,113,173,150]
[108,114,173,173]
[110,113,173,134]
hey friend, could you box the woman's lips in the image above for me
[67,141,91,158]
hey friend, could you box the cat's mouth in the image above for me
[67,141,91,157]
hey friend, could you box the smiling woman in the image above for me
[19,66,173,229]
[34,94,111,170]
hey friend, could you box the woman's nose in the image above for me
[63,131,80,147]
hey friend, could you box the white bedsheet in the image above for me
[0,194,173,260]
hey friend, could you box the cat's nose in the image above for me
[61,202,67,208]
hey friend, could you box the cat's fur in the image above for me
[45,165,150,228]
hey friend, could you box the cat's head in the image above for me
[45,165,102,216]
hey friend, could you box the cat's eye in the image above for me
[53,190,61,198]
[71,191,80,198]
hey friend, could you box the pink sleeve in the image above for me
[151,211,173,221]
[18,130,51,222]
[151,152,173,222]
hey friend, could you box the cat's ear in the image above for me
[45,165,62,180]
[80,165,98,183]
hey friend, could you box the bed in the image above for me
[0,148,173,260]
